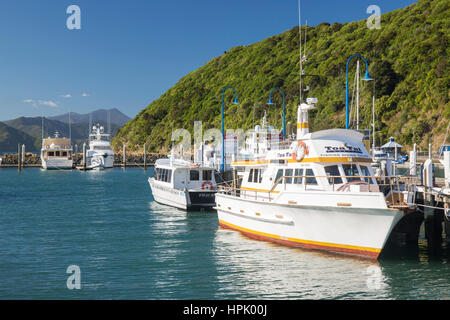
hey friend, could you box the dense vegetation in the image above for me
[113,0,449,153]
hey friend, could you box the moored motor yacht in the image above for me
[86,124,115,169]
[40,132,73,170]
[215,98,415,259]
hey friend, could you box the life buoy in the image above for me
[45,145,49,149]
[202,181,214,190]
[292,141,307,162]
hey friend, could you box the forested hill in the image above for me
[113,0,449,153]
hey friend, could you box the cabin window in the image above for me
[342,164,362,182]
[48,151,55,157]
[285,169,293,184]
[162,169,167,182]
[258,169,262,183]
[166,169,172,183]
[325,165,342,184]
[55,151,60,157]
[62,151,67,157]
[190,170,199,181]
[294,168,303,184]
[203,170,212,181]
[305,169,317,185]
[253,169,259,183]
[360,165,371,183]
[248,169,254,182]
[275,169,283,185]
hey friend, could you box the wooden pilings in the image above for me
[82,142,87,171]
[74,144,78,167]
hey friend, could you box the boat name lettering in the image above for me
[276,152,292,158]
[324,145,362,154]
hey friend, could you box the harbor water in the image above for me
[0,168,449,299]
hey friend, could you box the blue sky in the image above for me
[0,0,417,121]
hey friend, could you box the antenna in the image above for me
[304,20,307,59]
[298,0,303,103]
[108,110,111,134]
[69,109,72,145]
[41,112,44,146]
[89,112,92,134]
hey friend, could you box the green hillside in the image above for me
[113,0,449,153]
[0,122,37,152]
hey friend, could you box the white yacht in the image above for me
[148,147,219,210]
[86,124,114,169]
[215,98,415,260]
[40,132,73,170]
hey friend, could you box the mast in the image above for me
[298,0,302,103]
[69,110,72,146]
[41,113,44,146]
[356,60,360,130]
[108,110,111,134]
[372,95,376,154]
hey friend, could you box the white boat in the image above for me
[86,124,114,169]
[215,98,414,259]
[41,132,73,170]
[148,151,219,210]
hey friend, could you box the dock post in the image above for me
[82,142,86,171]
[17,144,22,172]
[428,143,432,160]
[423,158,442,248]
[22,144,25,167]
[143,143,147,170]
[410,143,417,176]
[123,144,126,168]
[444,150,450,188]
[75,144,78,166]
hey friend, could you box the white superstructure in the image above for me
[40,132,73,170]
[86,124,114,169]
[215,98,413,259]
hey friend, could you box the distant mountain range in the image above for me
[0,122,36,153]
[48,108,131,126]
[0,108,131,152]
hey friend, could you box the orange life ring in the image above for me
[202,181,214,190]
[292,141,307,162]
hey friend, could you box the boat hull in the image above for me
[87,152,114,169]
[215,194,403,259]
[41,158,73,170]
[149,178,216,210]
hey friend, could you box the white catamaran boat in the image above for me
[86,124,115,169]
[215,98,414,259]
[148,146,219,210]
[41,132,73,170]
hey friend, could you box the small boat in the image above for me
[41,132,73,170]
[86,124,114,170]
[148,151,219,210]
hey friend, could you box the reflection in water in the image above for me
[212,227,392,299]
[2,168,448,299]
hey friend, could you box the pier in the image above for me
[0,151,165,168]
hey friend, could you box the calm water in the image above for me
[0,168,448,300]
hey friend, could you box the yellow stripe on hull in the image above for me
[218,219,381,255]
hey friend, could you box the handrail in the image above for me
[218,174,419,202]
